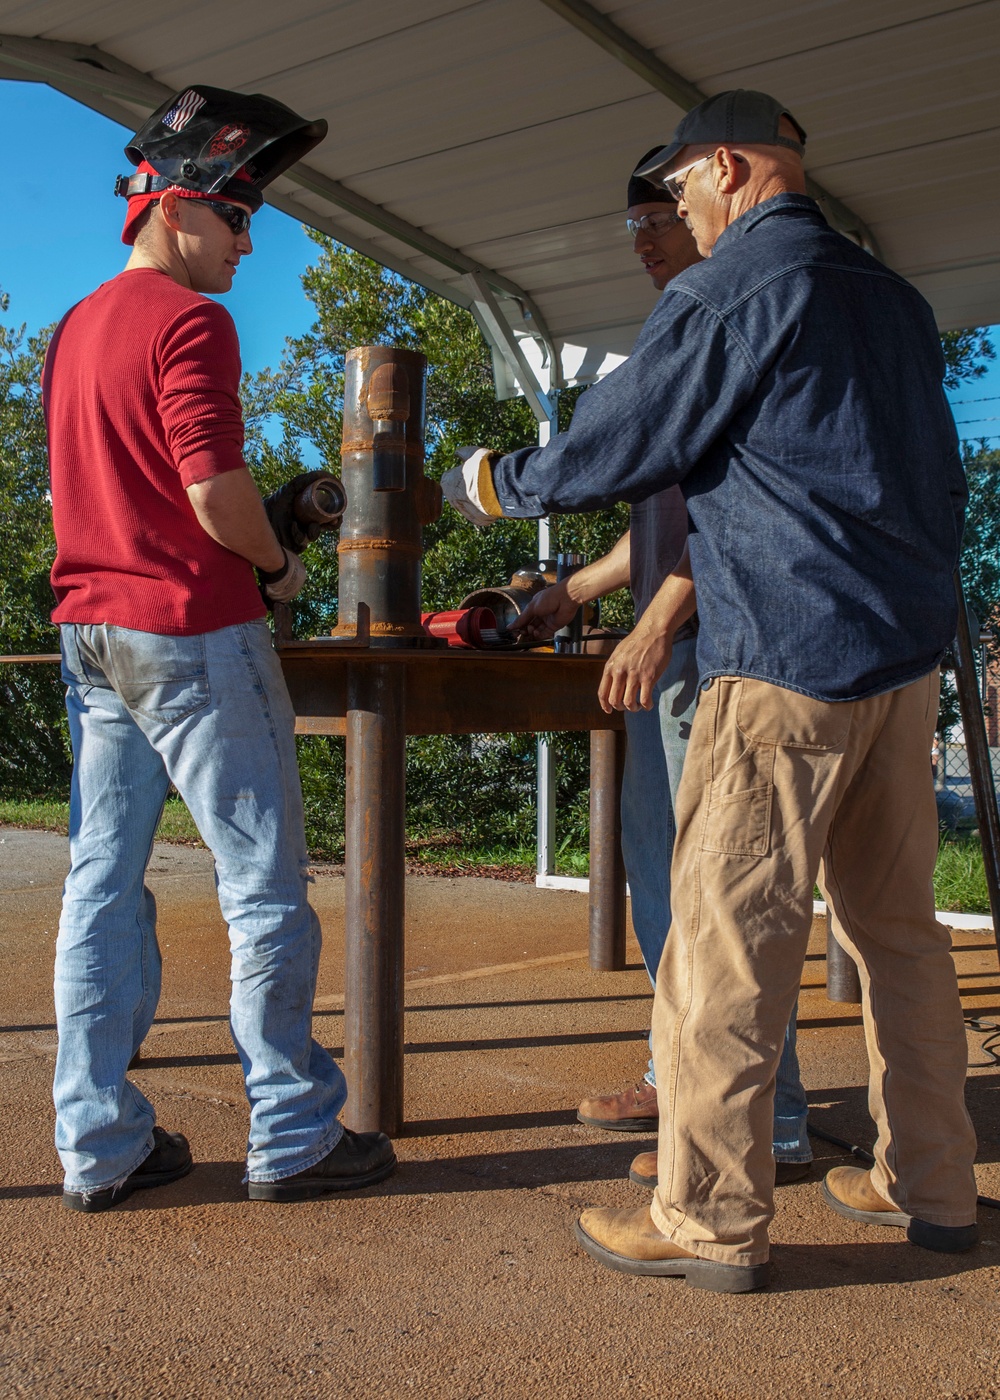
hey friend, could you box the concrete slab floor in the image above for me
[1,825,999,1399]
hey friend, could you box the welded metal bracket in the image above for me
[273,602,371,652]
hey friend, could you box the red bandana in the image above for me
[121,160,257,245]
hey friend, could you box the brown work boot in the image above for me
[822,1165,908,1226]
[578,1080,657,1132]
[629,1149,658,1187]
[822,1166,978,1253]
[629,1150,811,1189]
[574,1205,769,1293]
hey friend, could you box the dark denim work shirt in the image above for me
[492,195,967,702]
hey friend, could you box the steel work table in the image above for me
[279,645,626,1136]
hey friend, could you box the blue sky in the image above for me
[0,82,318,376]
[1,79,998,442]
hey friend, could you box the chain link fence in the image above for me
[935,643,1000,831]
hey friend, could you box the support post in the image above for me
[535,416,559,877]
[589,728,627,970]
[825,910,862,1004]
[344,662,406,1134]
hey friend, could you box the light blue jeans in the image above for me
[621,637,811,1162]
[54,620,347,1193]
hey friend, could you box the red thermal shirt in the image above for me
[44,268,266,635]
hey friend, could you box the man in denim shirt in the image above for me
[443,90,977,1291]
[515,152,812,1186]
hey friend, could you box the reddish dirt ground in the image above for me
[1,826,999,1399]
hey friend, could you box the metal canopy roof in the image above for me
[0,1,996,405]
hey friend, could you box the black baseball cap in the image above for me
[635,90,806,186]
[627,147,677,207]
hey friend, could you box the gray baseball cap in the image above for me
[635,90,806,185]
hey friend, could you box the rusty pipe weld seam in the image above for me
[336,539,423,557]
[340,439,425,458]
[332,621,425,636]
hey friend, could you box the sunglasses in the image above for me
[203,200,253,235]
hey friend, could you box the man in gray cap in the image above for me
[514,151,812,1189]
[443,90,977,1291]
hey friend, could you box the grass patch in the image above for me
[0,796,204,847]
[0,797,71,834]
[0,799,992,909]
[933,832,990,914]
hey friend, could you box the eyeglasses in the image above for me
[662,154,714,202]
[203,200,253,235]
[625,211,683,238]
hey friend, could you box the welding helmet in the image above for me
[114,84,327,213]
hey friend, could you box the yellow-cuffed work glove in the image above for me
[440,447,504,527]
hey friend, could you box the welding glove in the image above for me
[259,546,308,604]
[440,447,504,527]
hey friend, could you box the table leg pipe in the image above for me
[825,910,862,1004]
[344,662,406,1136]
[589,728,627,971]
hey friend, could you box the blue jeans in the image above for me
[54,620,347,1194]
[621,637,811,1162]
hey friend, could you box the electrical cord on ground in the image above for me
[965,1016,1000,1067]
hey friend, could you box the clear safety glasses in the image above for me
[625,211,683,238]
[662,153,714,202]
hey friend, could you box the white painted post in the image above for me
[536,413,558,875]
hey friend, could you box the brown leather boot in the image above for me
[578,1081,657,1132]
[822,1165,908,1226]
[822,1166,978,1253]
[629,1150,657,1187]
[575,1205,769,1293]
[629,1150,812,1189]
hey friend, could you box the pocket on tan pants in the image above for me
[701,738,775,856]
[700,679,853,857]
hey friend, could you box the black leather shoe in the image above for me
[248,1127,397,1202]
[62,1127,193,1214]
[775,1160,813,1186]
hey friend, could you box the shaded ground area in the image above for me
[1,826,999,1399]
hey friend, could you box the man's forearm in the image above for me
[564,531,631,604]
[636,543,696,638]
[186,467,285,572]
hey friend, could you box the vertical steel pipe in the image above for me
[589,728,627,970]
[335,346,442,647]
[952,570,1000,969]
[344,661,406,1135]
[825,910,862,1004]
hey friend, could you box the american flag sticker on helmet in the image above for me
[162,90,207,133]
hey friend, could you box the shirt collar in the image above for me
[711,193,822,257]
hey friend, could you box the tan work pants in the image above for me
[650,671,977,1266]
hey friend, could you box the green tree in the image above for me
[0,321,71,797]
[933,327,998,736]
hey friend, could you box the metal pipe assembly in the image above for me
[334,346,443,647]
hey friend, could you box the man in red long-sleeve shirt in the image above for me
[44,86,395,1212]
